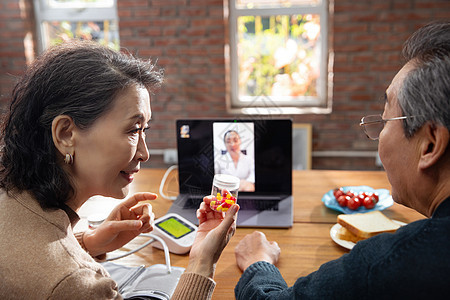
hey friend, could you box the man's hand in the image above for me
[235,231,281,272]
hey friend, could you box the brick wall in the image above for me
[0,0,449,170]
[0,0,35,110]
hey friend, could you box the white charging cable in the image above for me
[141,233,172,273]
[105,233,172,274]
[159,165,178,200]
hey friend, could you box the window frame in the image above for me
[33,0,119,53]
[227,0,332,115]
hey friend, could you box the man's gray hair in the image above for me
[398,21,450,138]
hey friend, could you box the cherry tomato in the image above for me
[337,195,349,207]
[347,196,361,210]
[363,196,376,209]
[333,187,345,199]
[372,193,379,203]
[332,187,382,210]
[345,190,355,198]
[357,193,365,202]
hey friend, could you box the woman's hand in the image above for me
[235,231,281,272]
[83,192,157,257]
[186,195,240,279]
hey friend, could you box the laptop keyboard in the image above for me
[238,199,279,211]
[183,197,204,209]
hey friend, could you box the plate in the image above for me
[321,185,394,214]
[330,223,355,250]
[330,220,406,250]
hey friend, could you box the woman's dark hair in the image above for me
[223,130,240,144]
[0,40,163,209]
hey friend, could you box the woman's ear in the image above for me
[52,115,76,157]
[418,122,449,170]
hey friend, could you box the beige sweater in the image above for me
[0,191,215,299]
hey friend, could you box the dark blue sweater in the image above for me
[235,198,450,299]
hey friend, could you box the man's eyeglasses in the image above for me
[359,114,415,140]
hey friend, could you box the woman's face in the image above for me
[225,131,241,155]
[71,84,151,201]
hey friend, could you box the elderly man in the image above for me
[234,21,450,299]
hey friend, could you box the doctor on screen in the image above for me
[215,130,255,192]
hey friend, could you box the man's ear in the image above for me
[418,122,449,170]
[52,115,76,157]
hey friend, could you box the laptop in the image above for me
[168,118,293,228]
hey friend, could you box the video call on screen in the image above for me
[177,119,292,197]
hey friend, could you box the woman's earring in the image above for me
[64,153,74,165]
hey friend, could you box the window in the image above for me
[228,0,331,114]
[33,0,119,52]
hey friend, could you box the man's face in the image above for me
[378,62,421,208]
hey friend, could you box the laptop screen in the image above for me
[176,119,292,199]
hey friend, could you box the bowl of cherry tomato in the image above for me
[321,186,394,214]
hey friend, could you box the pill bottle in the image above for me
[210,174,240,212]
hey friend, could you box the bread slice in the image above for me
[337,210,401,240]
[336,226,365,243]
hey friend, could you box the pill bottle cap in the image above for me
[213,174,240,191]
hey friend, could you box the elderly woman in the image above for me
[0,41,238,299]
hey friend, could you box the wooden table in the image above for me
[112,169,425,299]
